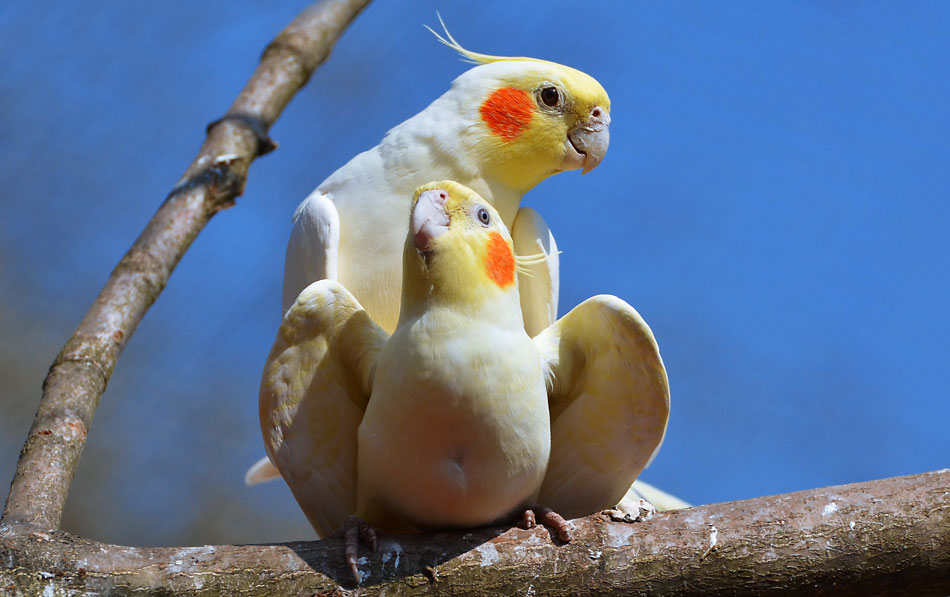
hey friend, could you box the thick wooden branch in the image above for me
[2,470,948,595]
[0,0,370,532]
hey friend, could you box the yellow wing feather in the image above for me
[534,295,670,518]
[259,280,389,537]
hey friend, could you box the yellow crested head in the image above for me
[401,180,528,317]
[429,18,611,192]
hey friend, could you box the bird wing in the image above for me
[260,279,388,537]
[534,295,670,518]
[511,206,559,338]
[281,191,340,314]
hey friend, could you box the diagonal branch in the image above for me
[0,0,371,532]
[2,470,948,595]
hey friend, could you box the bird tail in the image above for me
[244,456,282,486]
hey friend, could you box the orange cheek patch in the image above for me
[485,231,515,288]
[480,87,534,141]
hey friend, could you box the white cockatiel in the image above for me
[259,181,670,582]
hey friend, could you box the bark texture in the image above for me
[0,0,371,532]
[2,470,949,595]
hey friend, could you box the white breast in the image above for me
[357,312,550,530]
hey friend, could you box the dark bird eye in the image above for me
[539,86,560,108]
[477,207,491,226]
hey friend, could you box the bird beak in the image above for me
[412,189,451,253]
[563,106,610,175]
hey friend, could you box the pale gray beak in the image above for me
[567,106,610,174]
[412,189,450,252]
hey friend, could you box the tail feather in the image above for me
[245,456,282,486]
[624,480,691,512]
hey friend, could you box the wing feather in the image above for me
[535,295,669,518]
[511,207,559,338]
[260,280,388,537]
[282,191,340,314]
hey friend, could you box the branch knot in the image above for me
[206,114,277,157]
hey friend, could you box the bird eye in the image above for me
[477,207,491,226]
[539,86,561,108]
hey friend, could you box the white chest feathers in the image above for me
[357,316,549,530]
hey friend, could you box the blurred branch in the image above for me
[0,0,371,532]
[2,470,948,595]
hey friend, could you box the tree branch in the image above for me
[0,0,371,532]
[2,470,948,595]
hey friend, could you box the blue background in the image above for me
[1,2,947,546]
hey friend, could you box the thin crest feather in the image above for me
[425,13,530,65]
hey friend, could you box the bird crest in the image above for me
[426,14,541,66]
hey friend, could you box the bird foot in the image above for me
[520,504,572,542]
[338,515,378,584]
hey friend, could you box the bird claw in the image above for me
[342,515,378,584]
[521,505,572,542]
[521,508,537,530]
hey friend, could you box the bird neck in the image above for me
[397,239,523,328]
[481,182,523,228]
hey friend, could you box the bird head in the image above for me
[431,23,611,193]
[401,181,526,319]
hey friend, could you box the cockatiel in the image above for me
[259,181,669,582]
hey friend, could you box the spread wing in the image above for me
[534,295,670,518]
[260,279,388,537]
[511,206,559,338]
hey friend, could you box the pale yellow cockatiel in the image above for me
[259,181,670,582]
